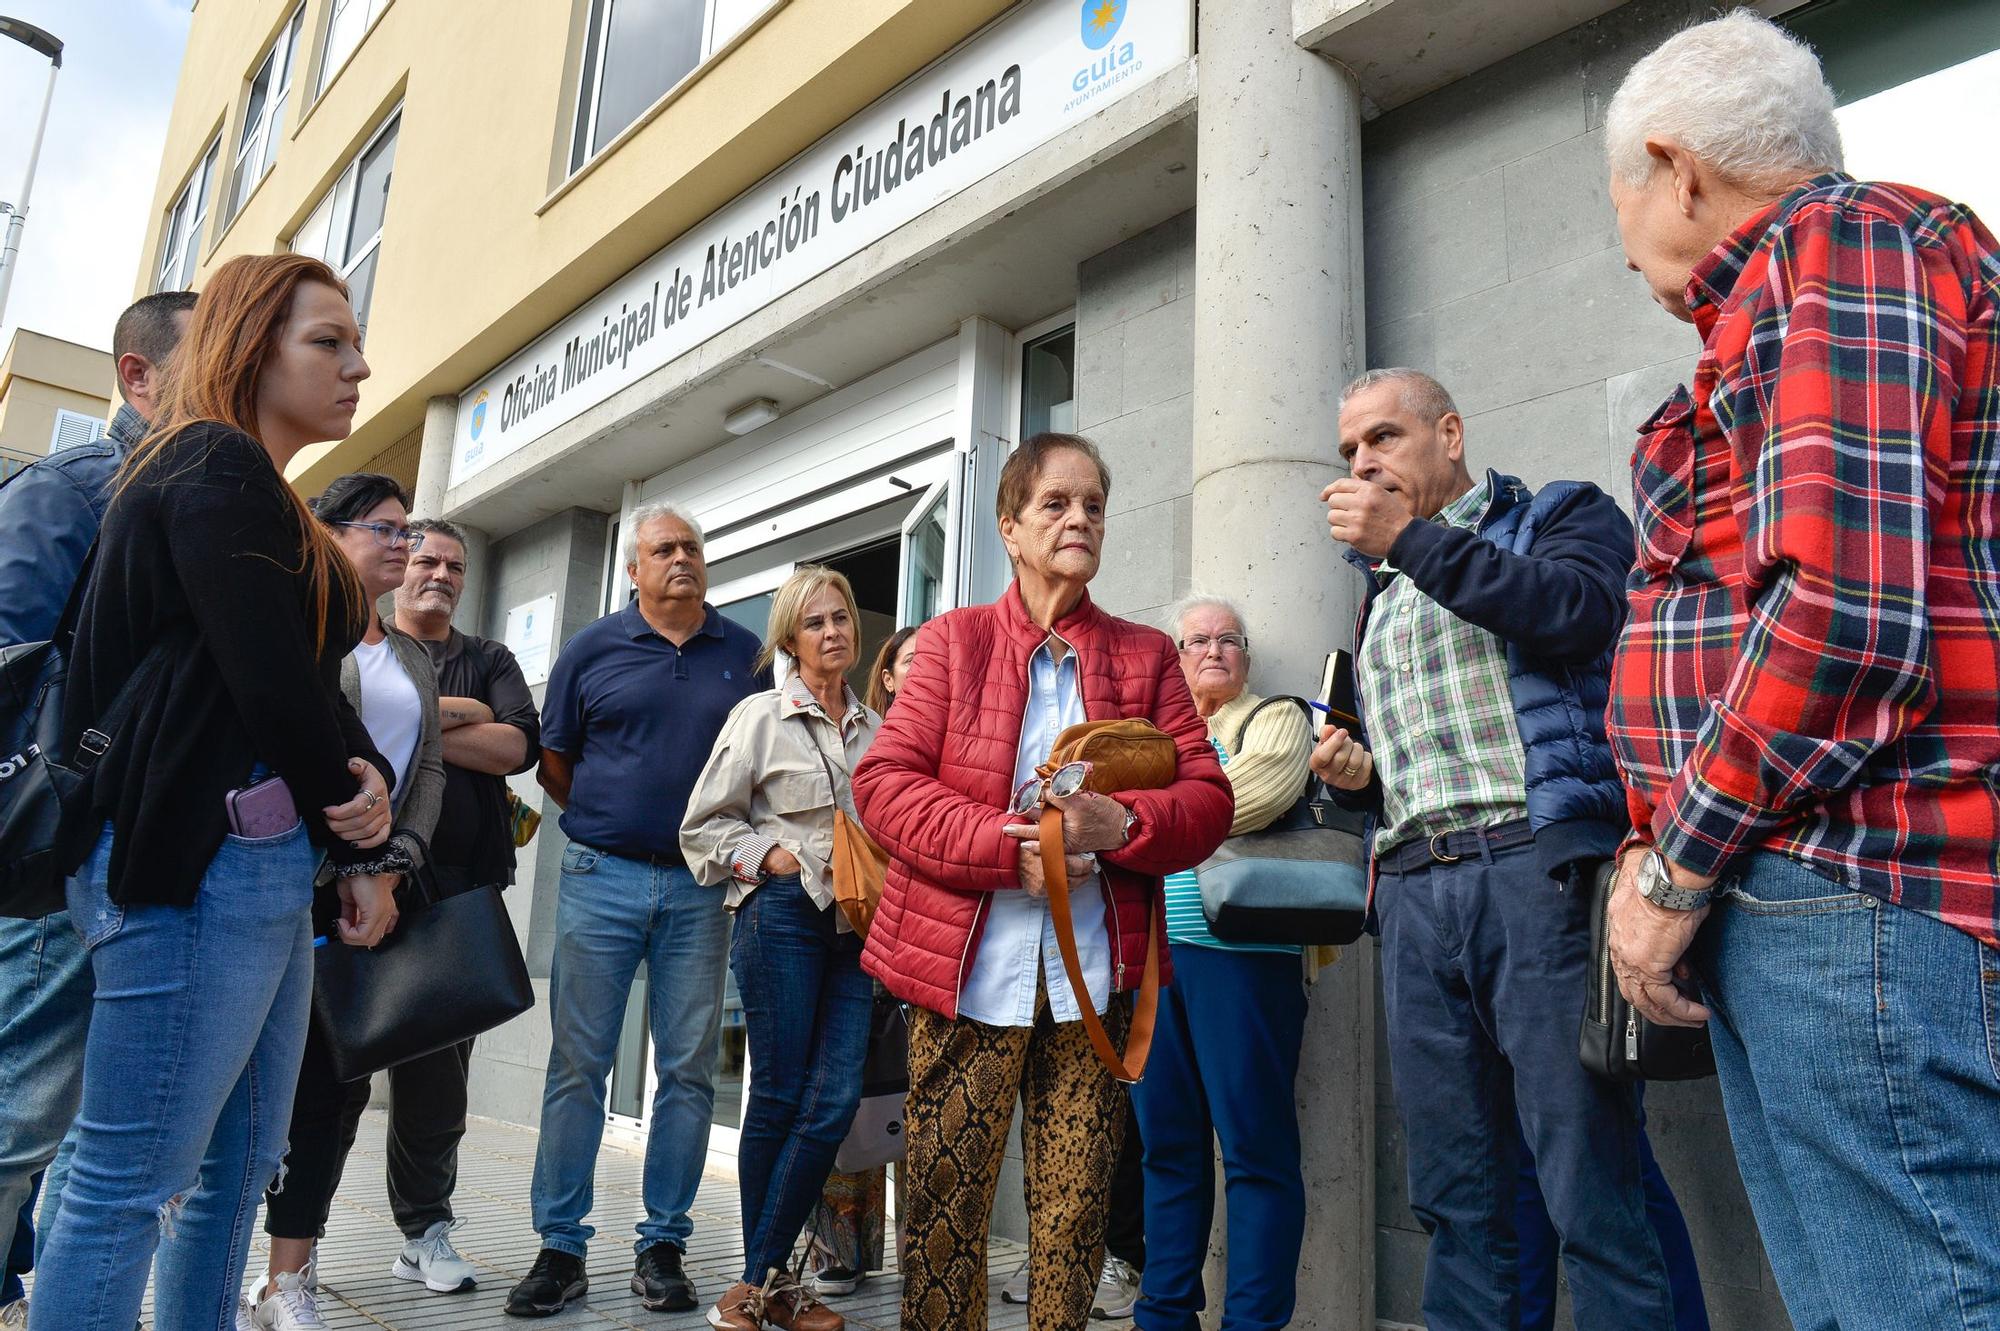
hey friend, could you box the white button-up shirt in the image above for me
[956,638,1112,1027]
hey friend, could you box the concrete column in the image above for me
[411,394,458,522]
[1191,1,1373,1327]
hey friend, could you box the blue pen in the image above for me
[313,936,328,948]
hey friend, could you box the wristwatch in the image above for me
[1634,847,1710,912]
[1119,806,1140,846]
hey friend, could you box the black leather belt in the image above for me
[1376,819,1534,875]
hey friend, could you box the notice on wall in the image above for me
[450,0,1192,489]
[504,593,558,686]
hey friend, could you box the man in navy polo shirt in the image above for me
[508,499,765,1318]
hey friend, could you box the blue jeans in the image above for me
[1516,1090,1710,1331]
[1131,942,1307,1331]
[531,843,730,1258]
[35,820,318,1331]
[1691,852,2000,1331]
[0,910,92,1269]
[1378,838,1672,1331]
[731,874,870,1282]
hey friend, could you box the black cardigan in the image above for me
[65,422,390,905]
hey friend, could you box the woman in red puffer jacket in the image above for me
[852,432,1232,1331]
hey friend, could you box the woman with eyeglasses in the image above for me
[682,565,882,1330]
[37,255,398,1331]
[851,433,1233,1330]
[247,472,448,1329]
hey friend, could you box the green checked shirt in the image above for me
[1358,479,1529,854]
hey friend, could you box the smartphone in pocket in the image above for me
[226,777,299,839]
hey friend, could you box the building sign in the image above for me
[451,0,1191,487]
[504,593,558,685]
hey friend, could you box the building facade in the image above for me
[0,330,113,482]
[139,0,2000,1325]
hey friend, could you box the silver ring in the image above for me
[363,789,380,810]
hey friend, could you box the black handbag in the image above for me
[1579,859,1715,1082]
[311,866,533,1081]
[1198,696,1370,946]
[1,538,170,918]
[833,991,909,1172]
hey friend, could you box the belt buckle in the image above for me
[1429,832,1461,864]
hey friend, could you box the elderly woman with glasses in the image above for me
[852,432,1233,1331]
[1128,595,1315,1331]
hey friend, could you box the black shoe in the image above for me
[505,1248,588,1317]
[632,1241,698,1312]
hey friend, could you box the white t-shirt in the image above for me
[353,636,422,803]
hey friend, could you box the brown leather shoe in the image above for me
[762,1271,844,1331]
[707,1280,764,1330]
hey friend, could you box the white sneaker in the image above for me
[234,1293,258,1331]
[392,1217,478,1293]
[1090,1255,1140,1320]
[253,1266,330,1331]
[998,1262,1030,1304]
[0,1299,27,1327]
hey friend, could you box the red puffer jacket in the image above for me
[853,582,1233,1018]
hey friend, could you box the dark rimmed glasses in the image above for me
[335,520,425,550]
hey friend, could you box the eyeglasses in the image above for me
[1178,633,1248,655]
[335,520,425,550]
[1010,760,1094,815]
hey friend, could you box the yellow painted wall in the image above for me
[138,0,1016,491]
[0,331,114,461]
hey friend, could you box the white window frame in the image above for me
[227,6,306,224]
[314,0,392,101]
[49,409,107,453]
[568,0,774,173]
[898,477,956,627]
[154,137,221,292]
[289,107,400,333]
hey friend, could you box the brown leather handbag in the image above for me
[1030,718,1176,1083]
[814,741,889,937]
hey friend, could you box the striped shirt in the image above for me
[1358,480,1529,854]
[1163,690,1311,954]
[1608,175,2000,950]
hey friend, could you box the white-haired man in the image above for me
[1601,12,2000,1329]
[508,500,767,1317]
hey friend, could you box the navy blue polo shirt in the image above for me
[541,600,766,859]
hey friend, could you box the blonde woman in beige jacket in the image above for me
[681,565,882,1331]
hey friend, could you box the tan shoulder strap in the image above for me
[1039,806,1159,1083]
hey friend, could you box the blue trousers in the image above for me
[730,875,871,1281]
[0,910,92,1272]
[1515,1090,1710,1331]
[1131,942,1307,1331]
[530,843,730,1258]
[1692,852,2000,1331]
[1378,836,1671,1330]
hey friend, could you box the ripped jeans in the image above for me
[34,821,317,1331]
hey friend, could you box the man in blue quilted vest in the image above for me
[1310,368,1685,1330]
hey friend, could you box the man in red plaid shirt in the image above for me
[1601,12,2000,1330]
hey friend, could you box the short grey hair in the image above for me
[1340,368,1458,424]
[1171,594,1248,647]
[1605,9,1842,191]
[622,497,704,567]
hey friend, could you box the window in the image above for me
[50,410,107,452]
[291,111,399,334]
[227,7,305,223]
[154,137,220,292]
[315,0,391,100]
[1020,325,1076,437]
[570,0,769,171]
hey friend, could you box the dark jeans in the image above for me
[1378,834,1672,1331]
[1516,1089,1710,1331]
[731,874,871,1282]
[263,1017,475,1241]
[1,1177,34,1304]
[1131,943,1307,1331]
[1103,1096,1145,1271]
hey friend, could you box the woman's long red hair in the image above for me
[119,254,364,654]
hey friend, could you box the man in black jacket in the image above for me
[1309,369,1679,1330]
[0,292,192,1306]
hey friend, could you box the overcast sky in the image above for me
[0,0,191,355]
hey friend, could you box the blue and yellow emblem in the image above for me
[1081,0,1126,50]
[469,390,489,441]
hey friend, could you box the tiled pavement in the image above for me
[228,1111,1136,1331]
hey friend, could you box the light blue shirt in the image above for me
[956,638,1113,1027]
